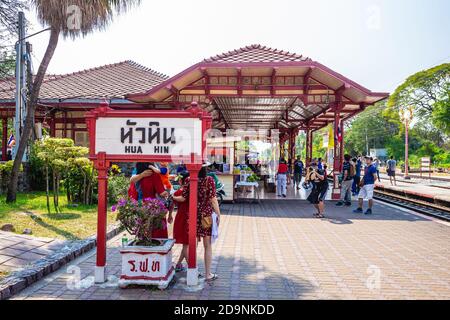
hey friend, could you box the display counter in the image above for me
[216,173,235,201]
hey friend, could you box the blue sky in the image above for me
[26,0,450,93]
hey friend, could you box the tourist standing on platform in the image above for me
[353,157,378,215]
[287,159,292,186]
[386,156,397,186]
[352,157,362,196]
[129,163,170,238]
[336,154,354,207]
[307,161,329,218]
[373,158,381,182]
[170,166,221,282]
[197,166,221,282]
[293,156,304,190]
[276,158,289,198]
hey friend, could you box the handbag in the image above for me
[201,215,213,229]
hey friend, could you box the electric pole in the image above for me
[13,11,27,160]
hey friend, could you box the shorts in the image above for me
[307,183,328,204]
[387,170,396,177]
[358,184,374,200]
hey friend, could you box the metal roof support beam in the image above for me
[331,93,345,200]
[210,98,231,129]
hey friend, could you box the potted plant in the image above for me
[113,197,175,289]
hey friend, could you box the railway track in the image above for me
[374,190,450,222]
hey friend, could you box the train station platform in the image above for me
[376,174,450,207]
[12,200,450,300]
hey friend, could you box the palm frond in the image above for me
[31,0,141,39]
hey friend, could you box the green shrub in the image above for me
[108,175,130,205]
[0,161,23,192]
[29,142,47,191]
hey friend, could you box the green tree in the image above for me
[0,49,15,78]
[35,138,89,213]
[386,63,450,133]
[7,0,141,203]
[0,0,27,78]
[345,103,399,156]
[312,128,327,160]
[432,95,450,135]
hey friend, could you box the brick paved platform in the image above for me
[0,232,66,272]
[12,200,450,300]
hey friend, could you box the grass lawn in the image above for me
[0,192,117,240]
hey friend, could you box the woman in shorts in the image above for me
[307,163,329,218]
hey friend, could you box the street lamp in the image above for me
[399,106,414,180]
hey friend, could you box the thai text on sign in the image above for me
[95,117,203,156]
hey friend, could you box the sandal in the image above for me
[175,264,186,272]
[206,273,218,283]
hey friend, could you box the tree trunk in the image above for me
[45,165,50,213]
[6,27,60,203]
[53,170,58,212]
[56,174,60,209]
[82,173,87,204]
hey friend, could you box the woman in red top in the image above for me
[276,158,289,198]
[172,171,190,272]
[176,165,221,283]
[128,163,169,238]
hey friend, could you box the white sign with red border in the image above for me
[95,117,202,157]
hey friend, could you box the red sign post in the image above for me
[86,101,212,285]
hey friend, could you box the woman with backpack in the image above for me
[306,161,329,218]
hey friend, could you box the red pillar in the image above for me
[186,163,201,286]
[2,118,7,161]
[339,120,345,170]
[95,154,108,283]
[332,102,343,200]
[290,130,297,160]
[63,111,67,138]
[305,129,310,164]
[305,129,313,165]
[288,130,293,168]
[50,113,56,137]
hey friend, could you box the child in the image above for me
[150,162,173,191]
[149,163,176,223]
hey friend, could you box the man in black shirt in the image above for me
[293,156,304,190]
[336,154,354,207]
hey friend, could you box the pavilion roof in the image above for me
[204,44,311,63]
[0,60,168,101]
[127,44,389,131]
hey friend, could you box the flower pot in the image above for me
[118,238,175,290]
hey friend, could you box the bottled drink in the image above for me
[121,234,128,247]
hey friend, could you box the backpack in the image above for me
[305,168,316,182]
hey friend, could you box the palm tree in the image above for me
[7,0,141,202]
